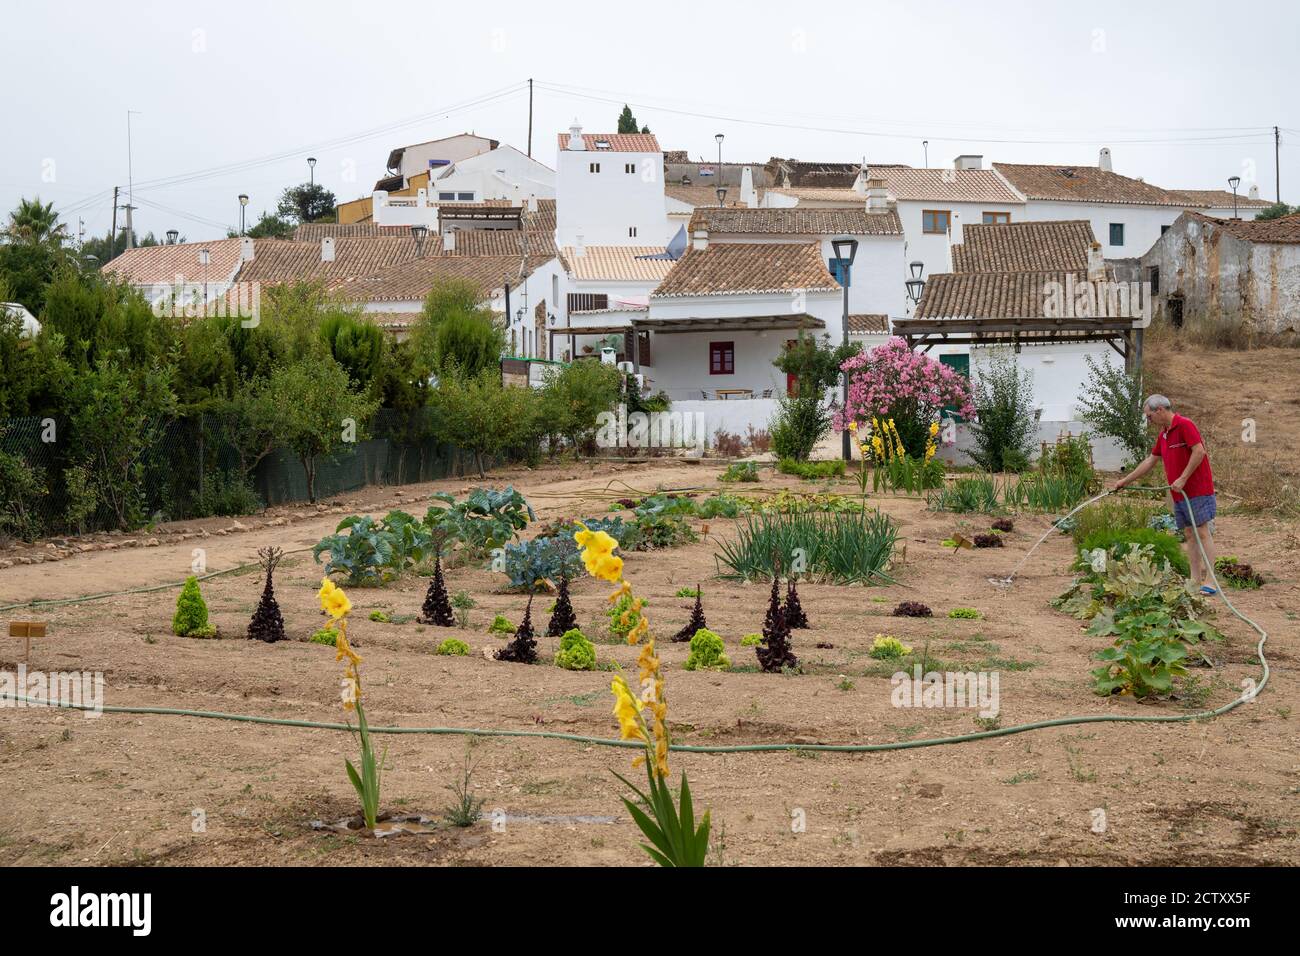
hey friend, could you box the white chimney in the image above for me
[692,228,709,251]
[954,155,983,171]
[568,120,585,151]
[1248,184,1260,201]
[1099,147,1113,172]
[240,237,255,262]
[527,194,538,214]
[949,212,963,246]
[575,235,586,257]
[321,237,336,263]
[852,165,869,196]
[443,229,456,252]
[866,177,889,214]
[1087,241,1105,282]
[740,166,756,207]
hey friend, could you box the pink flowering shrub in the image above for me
[836,337,974,458]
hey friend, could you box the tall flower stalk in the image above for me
[321,578,386,830]
[573,523,711,867]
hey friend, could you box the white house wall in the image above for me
[557,150,670,247]
[1020,200,1183,258]
[895,199,1022,277]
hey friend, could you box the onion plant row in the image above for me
[714,510,898,584]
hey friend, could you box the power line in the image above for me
[127,83,528,193]
[534,79,1275,147]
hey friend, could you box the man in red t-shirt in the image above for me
[1111,395,1218,592]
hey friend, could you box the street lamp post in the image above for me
[1228,175,1241,219]
[831,237,859,462]
[308,157,317,187]
[715,132,724,183]
[238,193,249,236]
[716,186,728,207]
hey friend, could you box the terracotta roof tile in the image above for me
[102,238,245,285]
[653,242,838,298]
[558,132,661,153]
[665,184,754,208]
[848,314,890,333]
[871,167,1023,204]
[294,222,411,240]
[237,237,422,285]
[993,163,1188,206]
[1182,210,1300,244]
[1173,189,1274,209]
[690,206,902,236]
[336,255,548,303]
[916,270,1100,319]
[563,246,678,282]
[951,220,1096,273]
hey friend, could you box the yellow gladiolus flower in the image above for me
[847,420,858,433]
[929,420,940,438]
[318,578,352,620]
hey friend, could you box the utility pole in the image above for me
[127,110,140,248]
[110,186,119,258]
[527,78,534,158]
[1275,126,1282,203]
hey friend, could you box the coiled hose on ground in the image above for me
[0,485,1270,753]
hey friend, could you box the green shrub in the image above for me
[948,608,981,619]
[683,628,730,671]
[172,576,215,637]
[0,448,45,541]
[769,394,830,462]
[191,470,261,519]
[674,586,700,598]
[369,610,391,623]
[718,461,759,483]
[1079,527,1189,577]
[310,627,338,646]
[968,348,1038,473]
[1076,354,1148,466]
[555,629,597,670]
[740,633,762,647]
[488,614,514,635]
[777,458,845,480]
[437,638,471,656]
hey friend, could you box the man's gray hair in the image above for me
[1144,394,1172,411]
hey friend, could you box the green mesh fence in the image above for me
[1,408,503,538]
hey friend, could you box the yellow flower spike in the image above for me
[591,552,623,582]
[608,581,632,603]
[848,420,858,433]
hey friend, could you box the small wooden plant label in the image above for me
[9,621,46,660]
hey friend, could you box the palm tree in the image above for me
[6,198,62,243]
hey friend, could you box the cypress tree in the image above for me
[496,594,538,664]
[547,571,577,638]
[757,577,799,673]
[419,553,455,627]
[247,547,286,643]
[672,585,707,642]
[784,576,809,629]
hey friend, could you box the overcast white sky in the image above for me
[4,0,1297,243]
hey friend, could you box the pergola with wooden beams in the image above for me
[891,316,1140,363]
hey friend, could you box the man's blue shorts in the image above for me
[1173,494,1216,531]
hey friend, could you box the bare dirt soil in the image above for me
[1,446,1296,868]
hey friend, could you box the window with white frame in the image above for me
[589,162,601,173]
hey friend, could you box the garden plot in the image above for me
[0,459,1296,867]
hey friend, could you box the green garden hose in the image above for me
[0,486,1271,754]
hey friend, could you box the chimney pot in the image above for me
[321,237,336,263]
[240,237,255,262]
[443,229,456,252]
[568,120,585,151]
[692,228,709,251]
[1087,241,1106,282]
[1098,147,1113,173]
[953,154,983,171]
[575,235,586,257]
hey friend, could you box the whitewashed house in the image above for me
[896,219,1143,469]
